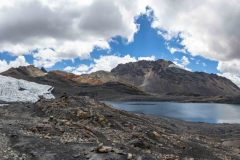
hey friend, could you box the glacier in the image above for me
[0,75,55,103]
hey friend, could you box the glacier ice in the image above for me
[0,75,55,103]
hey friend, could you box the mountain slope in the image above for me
[2,59,240,101]
[2,65,46,79]
[89,59,240,96]
[1,66,146,100]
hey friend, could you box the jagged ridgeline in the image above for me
[1,59,240,101]
[1,65,146,100]
[86,59,240,96]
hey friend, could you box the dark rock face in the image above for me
[40,67,48,73]
[109,60,240,96]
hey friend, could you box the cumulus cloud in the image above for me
[218,72,240,87]
[173,56,191,71]
[138,56,156,61]
[149,0,240,61]
[64,55,156,75]
[33,49,60,68]
[0,0,146,65]
[64,64,93,75]
[217,60,240,75]
[167,46,187,54]
[147,0,240,86]
[0,56,29,72]
[217,60,240,86]
[181,56,190,66]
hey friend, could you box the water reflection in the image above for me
[105,102,240,124]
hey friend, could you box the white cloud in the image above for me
[0,56,29,72]
[217,60,240,75]
[33,49,60,68]
[167,46,187,54]
[181,56,190,66]
[89,55,137,73]
[148,0,240,86]
[202,62,207,67]
[138,55,156,61]
[63,66,76,73]
[0,0,146,65]
[173,56,191,71]
[217,60,240,87]
[64,55,156,75]
[149,0,240,61]
[218,72,240,88]
[64,64,93,75]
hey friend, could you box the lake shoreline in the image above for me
[104,101,240,124]
[99,94,240,105]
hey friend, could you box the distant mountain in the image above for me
[87,59,240,97]
[48,70,103,85]
[1,66,146,100]
[2,65,46,79]
[2,59,240,102]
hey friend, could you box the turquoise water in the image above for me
[105,102,240,124]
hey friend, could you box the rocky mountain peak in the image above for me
[108,59,240,96]
[111,59,174,72]
[156,59,174,66]
[2,65,46,78]
[40,67,48,73]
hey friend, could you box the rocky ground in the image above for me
[0,95,240,160]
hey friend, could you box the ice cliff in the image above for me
[0,75,55,103]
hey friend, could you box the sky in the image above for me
[0,0,239,86]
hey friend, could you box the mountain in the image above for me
[87,59,240,97]
[2,65,46,79]
[0,75,54,103]
[0,63,240,159]
[2,59,240,102]
[48,70,103,85]
[1,66,146,100]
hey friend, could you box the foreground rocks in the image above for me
[0,96,240,160]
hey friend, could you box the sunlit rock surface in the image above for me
[0,75,54,103]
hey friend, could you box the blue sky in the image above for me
[0,12,218,74]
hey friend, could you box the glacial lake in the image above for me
[104,101,240,124]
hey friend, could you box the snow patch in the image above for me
[0,75,55,103]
